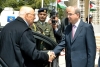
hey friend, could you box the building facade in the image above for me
[65,0,100,25]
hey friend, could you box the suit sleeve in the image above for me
[53,35,65,55]
[53,26,62,43]
[86,24,96,67]
[20,30,49,62]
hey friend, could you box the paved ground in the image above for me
[59,55,66,67]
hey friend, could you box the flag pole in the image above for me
[88,0,90,24]
[55,0,57,11]
[41,0,44,8]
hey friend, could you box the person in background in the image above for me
[0,6,55,67]
[32,8,57,67]
[48,9,62,43]
[48,9,61,25]
[30,8,56,53]
[61,17,69,34]
[51,6,96,67]
[61,7,70,34]
[86,14,93,24]
[31,8,56,42]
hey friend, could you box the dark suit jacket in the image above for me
[53,19,96,67]
[53,25,62,43]
[98,56,100,67]
[0,17,49,67]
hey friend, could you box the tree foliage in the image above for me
[57,8,66,20]
[0,0,65,19]
[1,0,55,10]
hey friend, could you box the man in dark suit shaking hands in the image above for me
[0,6,55,67]
[52,6,96,67]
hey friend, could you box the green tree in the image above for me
[57,8,66,20]
[1,0,55,10]
[0,0,65,19]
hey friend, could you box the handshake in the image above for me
[47,51,56,62]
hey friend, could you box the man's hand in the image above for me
[52,22,58,29]
[60,49,65,56]
[47,51,56,62]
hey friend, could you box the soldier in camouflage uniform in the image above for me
[31,8,56,50]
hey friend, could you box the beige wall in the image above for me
[69,0,77,6]
[65,0,78,6]
[84,0,89,20]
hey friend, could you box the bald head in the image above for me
[66,6,81,24]
[66,6,80,14]
[66,6,72,13]
[66,6,80,17]
[19,6,35,26]
[19,6,34,16]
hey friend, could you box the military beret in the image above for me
[38,8,48,13]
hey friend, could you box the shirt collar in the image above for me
[39,21,45,25]
[23,19,29,26]
[74,19,80,27]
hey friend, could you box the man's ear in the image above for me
[76,13,80,17]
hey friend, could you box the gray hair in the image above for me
[74,7,81,17]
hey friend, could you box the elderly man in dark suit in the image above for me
[0,6,55,67]
[51,6,96,67]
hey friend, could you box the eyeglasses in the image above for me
[67,13,75,16]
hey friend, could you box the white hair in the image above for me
[19,6,33,15]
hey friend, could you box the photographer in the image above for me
[48,9,62,43]
[86,14,93,24]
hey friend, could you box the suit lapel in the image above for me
[71,20,84,43]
